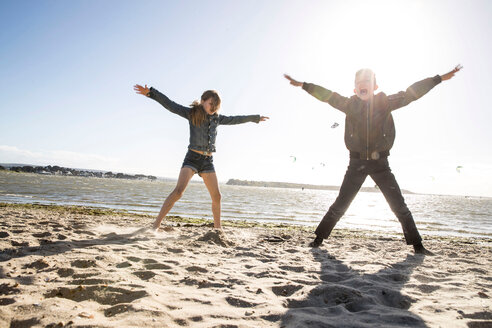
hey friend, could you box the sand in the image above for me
[0,203,491,328]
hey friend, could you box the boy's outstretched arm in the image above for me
[284,74,303,87]
[388,64,463,111]
[284,73,349,113]
[440,64,463,81]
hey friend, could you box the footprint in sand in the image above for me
[415,284,440,294]
[0,283,21,296]
[11,240,29,246]
[145,263,173,270]
[185,266,208,273]
[142,258,157,264]
[225,296,258,308]
[57,268,75,277]
[69,278,115,286]
[132,271,156,280]
[188,316,203,322]
[271,284,303,297]
[116,261,133,268]
[197,230,234,247]
[167,247,184,254]
[57,234,68,240]
[126,256,141,262]
[174,318,188,326]
[32,232,52,238]
[286,285,366,310]
[279,265,305,273]
[0,298,16,305]
[44,285,148,305]
[71,259,97,268]
[23,259,50,270]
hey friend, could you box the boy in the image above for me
[284,65,462,255]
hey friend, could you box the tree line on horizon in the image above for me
[0,165,157,181]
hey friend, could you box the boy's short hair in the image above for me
[355,69,376,85]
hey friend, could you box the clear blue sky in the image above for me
[1,0,491,197]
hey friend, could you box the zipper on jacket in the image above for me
[366,102,370,160]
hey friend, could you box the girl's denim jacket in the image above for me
[148,88,260,153]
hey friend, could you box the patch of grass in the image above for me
[0,202,148,217]
[0,202,309,231]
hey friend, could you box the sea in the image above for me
[1,171,491,239]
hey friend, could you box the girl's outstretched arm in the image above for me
[260,116,269,122]
[134,84,190,119]
[218,114,263,125]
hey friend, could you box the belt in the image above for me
[190,149,213,156]
[350,150,389,160]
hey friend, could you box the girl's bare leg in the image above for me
[201,172,222,229]
[153,167,195,230]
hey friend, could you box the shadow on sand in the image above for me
[280,248,427,328]
[0,227,151,264]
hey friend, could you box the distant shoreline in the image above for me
[226,179,414,194]
[0,163,156,181]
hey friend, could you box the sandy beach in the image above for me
[0,203,491,328]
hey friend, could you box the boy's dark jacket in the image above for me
[302,75,442,160]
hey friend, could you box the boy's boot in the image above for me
[309,235,324,248]
[413,243,434,256]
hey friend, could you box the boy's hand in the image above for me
[284,74,303,87]
[134,84,150,96]
[441,65,463,81]
[259,116,269,122]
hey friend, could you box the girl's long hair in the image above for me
[189,90,221,126]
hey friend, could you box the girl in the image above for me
[134,84,269,230]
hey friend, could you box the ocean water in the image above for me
[1,171,491,239]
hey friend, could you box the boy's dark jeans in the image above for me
[315,157,422,245]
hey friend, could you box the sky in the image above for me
[1,0,491,197]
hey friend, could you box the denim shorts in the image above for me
[182,150,215,175]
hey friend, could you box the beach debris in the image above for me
[263,235,286,243]
[331,122,339,128]
[78,312,94,319]
[262,234,291,243]
[478,291,489,298]
[456,165,463,173]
